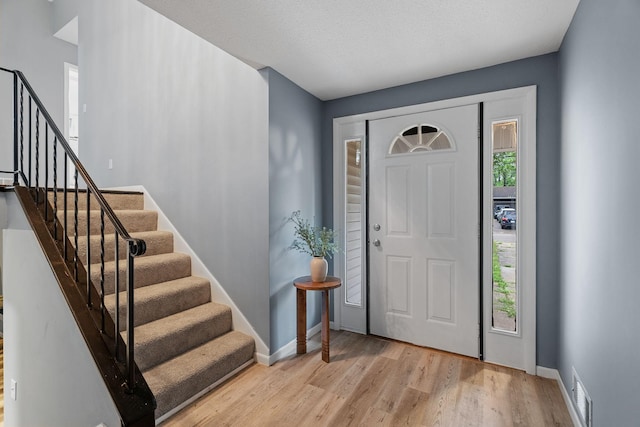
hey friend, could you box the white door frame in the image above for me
[332,86,537,374]
[64,62,79,185]
[63,62,78,144]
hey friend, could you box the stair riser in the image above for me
[149,333,255,418]
[94,255,191,295]
[134,307,233,371]
[56,210,158,236]
[48,191,144,211]
[77,232,173,264]
[106,279,211,331]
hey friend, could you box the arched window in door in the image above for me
[389,124,454,154]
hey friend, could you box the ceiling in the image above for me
[139,0,580,101]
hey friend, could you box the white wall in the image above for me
[78,0,271,345]
[0,0,77,173]
[2,195,120,427]
[0,192,29,295]
[52,0,79,35]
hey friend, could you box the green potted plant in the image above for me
[287,210,339,282]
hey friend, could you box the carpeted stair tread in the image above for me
[76,230,173,264]
[133,302,232,371]
[104,276,211,330]
[92,252,192,295]
[48,191,144,211]
[144,330,255,418]
[57,209,157,236]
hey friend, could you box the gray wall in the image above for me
[265,68,323,352]
[2,194,120,427]
[78,0,271,345]
[52,0,79,34]
[0,0,77,174]
[323,54,561,368]
[559,0,640,424]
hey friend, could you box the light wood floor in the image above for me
[162,331,572,426]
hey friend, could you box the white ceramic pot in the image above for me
[310,257,328,282]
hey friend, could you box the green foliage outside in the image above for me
[493,241,516,318]
[493,151,517,187]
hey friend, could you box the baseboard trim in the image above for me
[535,365,558,379]
[255,351,270,366]
[268,323,322,366]
[155,358,254,425]
[536,366,581,427]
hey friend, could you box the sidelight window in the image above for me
[491,119,518,333]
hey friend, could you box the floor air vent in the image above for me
[572,368,592,427]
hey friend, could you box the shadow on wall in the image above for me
[269,121,323,353]
[269,207,323,353]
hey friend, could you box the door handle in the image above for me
[372,239,381,247]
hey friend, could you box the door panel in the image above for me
[386,166,410,235]
[369,104,479,358]
[387,256,411,314]
[427,162,454,237]
[428,259,455,322]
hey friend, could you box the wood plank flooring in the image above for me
[162,331,572,426]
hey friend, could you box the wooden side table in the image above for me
[293,276,342,362]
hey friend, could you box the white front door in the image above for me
[369,104,479,357]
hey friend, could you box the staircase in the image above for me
[52,190,255,419]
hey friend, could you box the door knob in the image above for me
[373,224,381,231]
[372,239,381,247]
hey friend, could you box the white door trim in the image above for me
[332,86,536,372]
[482,90,537,374]
[63,62,78,143]
[64,62,79,185]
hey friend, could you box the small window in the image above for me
[389,124,453,155]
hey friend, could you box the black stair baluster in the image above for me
[114,232,120,359]
[19,83,23,182]
[74,170,79,281]
[126,244,136,391]
[35,108,39,202]
[100,208,105,332]
[45,122,48,220]
[28,97,32,186]
[12,74,18,185]
[53,136,57,237]
[63,154,68,261]
[87,189,92,308]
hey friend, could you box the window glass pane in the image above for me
[345,139,363,306]
[389,124,452,154]
[492,120,518,332]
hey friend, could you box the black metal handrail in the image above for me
[1,67,146,394]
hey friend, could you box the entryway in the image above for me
[332,86,537,374]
